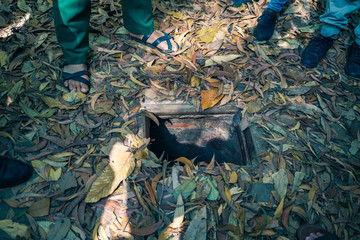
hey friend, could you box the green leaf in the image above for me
[17,0,32,13]
[272,169,288,199]
[184,207,207,240]
[21,61,35,73]
[174,178,197,201]
[7,80,24,104]
[0,51,8,67]
[349,139,360,155]
[35,33,49,49]
[36,108,56,118]
[292,172,306,193]
[204,177,219,201]
[19,101,39,118]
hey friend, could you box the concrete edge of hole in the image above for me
[140,98,269,166]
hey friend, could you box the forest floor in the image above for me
[0,0,359,239]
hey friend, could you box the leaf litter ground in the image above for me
[0,0,360,239]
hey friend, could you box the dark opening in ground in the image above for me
[148,114,252,165]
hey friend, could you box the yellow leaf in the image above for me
[41,96,77,110]
[261,136,286,142]
[91,92,103,110]
[228,171,238,184]
[0,220,28,239]
[63,91,86,102]
[291,206,308,221]
[93,222,101,240]
[197,27,219,43]
[224,163,231,171]
[134,183,152,215]
[201,89,224,110]
[185,164,193,177]
[277,92,286,103]
[206,154,215,170]
[337,185,360,191]
[225,185,231,202]
[168,11,182,19]
[274,197,285,219]
[129,71,147,87]
[31,160,47,179]
[39,81,50,91]
[289,122,300,131]
[242,94,258,102]
[309,187,317,201]
[190,76,200,87]
[85,142,135,203]
[175,157,194,169]
[158,224,173,240]
[50,167,62,181]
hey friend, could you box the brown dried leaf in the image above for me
[85,142,135,203]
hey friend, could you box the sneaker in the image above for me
[253,8,278,41]
[301,35,334,68]
[345,42,360,78]
[0,156,32,189]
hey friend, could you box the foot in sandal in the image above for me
[63,63,90,94]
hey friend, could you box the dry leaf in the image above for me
[85,142,135,203]
[201,88,224,110]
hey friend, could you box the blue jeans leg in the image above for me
[267,0,288,12]
[355,24,360,46]
[320,0,360,40]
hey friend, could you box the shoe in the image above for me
[301,35,334,68]
[345,42,360,78]
[0,156,32,189]
[296,224,339,240]
[253,8,278,41]
[131,31,180,55]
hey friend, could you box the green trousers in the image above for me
[53,0,154,65]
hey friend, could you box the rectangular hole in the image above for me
[146,114,253,165]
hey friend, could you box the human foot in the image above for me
[301,35,333,68]
[129,30,178,53]
[63,64,90,93]
[345,41,360,78]
[305,232,324,240]
[253,8,278,41]
[296,224,339,240]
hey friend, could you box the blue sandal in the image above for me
[62,70,90,92]
[131,31,179,55]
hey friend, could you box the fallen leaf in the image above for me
[85,142,135,203]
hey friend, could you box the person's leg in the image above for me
[122,0,178,53]
[53,0,91,93]
[345,23,360,78]
[301,0,360,69]
[267,0,288,13]
[253,0,288,41]
[355,24,360,46]
[320,0,360,39]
